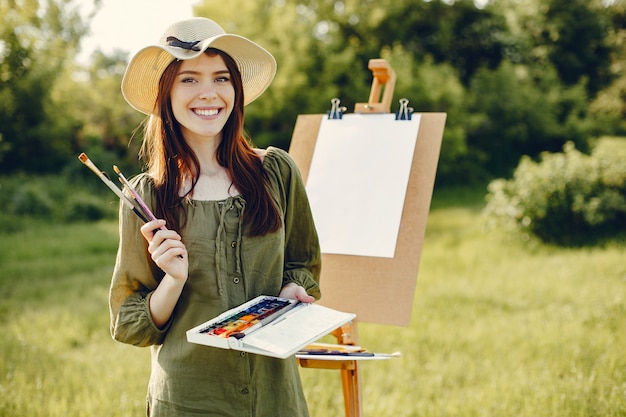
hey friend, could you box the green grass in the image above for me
[1,191,625,417]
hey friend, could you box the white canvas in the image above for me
[305,114,421,258]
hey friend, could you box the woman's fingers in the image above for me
[279,283,314,303]
[139,219,187,279]
[149,232,188,280]
[150,234,183,258]
[294,286,315,303]
[140,219,166,241]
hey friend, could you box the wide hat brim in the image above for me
[121,18,277,115]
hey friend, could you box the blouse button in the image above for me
[240,351,246,357]
[218,289,224,295]
[231,241,236,248]
[241,388,249,395]
[233,277,240,284]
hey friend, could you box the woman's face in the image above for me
[170,53,235,143]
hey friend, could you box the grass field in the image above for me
[1,187,624,417]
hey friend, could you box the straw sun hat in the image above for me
[121,17,277,115]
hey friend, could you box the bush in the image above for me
[10,182,56,217]
[483,138,626,245]
[62,194,112,222]
[0,174,117,234]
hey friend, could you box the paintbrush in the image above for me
[79,153,183,259]
[112,165,165,231]
[78,153,149,223]
[113,165,183,258]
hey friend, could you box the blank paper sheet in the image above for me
[305,113,421,258]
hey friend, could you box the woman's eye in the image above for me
[215,76,230,83]
[181,77,197,83]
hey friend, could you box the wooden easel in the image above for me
[354,58,396,114]
[290,59,446,417]
[298,322,362,417]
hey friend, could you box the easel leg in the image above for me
[332,322,362,417]
[341,362,362,417]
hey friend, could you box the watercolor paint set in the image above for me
[187,295,356,359]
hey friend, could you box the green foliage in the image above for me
[379,46,475,186]
[542,0,614,95]
[588,2,626,135]
[0,174,117,233]
[0,0,91,174]
[193,0,621,182]
[483,138,626,245]
[466,61,594,178]
[61,49,146,166]
[378,0,514,85]
[493,0,615,95]
[62,193,113,222]
[2,0,626,187]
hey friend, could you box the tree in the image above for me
[376,0,514,85]
[466,61,593,177]
[0,0,95,173]
[3,0,624,187]
[58,49,145,169]
[494,0,614,96]
[589,1,626,134]
[542,0,614,96]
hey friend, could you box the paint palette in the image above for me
[198,296,298,338]
[187,295,356,358]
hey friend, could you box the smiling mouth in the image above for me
[193,108,220,117]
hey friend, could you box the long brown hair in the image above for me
[139,48,281,236]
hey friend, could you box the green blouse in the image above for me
[109,147,321,417]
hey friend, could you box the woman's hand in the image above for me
[279,283,315,303]
[140,219,189,329]
[140,219,188,282]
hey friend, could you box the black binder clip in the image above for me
[395,98,414,120]
[327,98,347,119]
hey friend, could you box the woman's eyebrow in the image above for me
[178,69,230,76]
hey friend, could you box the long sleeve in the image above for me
[264,147,322,300]
[109,174,170,346]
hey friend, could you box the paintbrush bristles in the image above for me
[78,152,139,212]
[113,165,134,191]
[78,152,105,178]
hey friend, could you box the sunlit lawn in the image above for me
[1,188,624,416]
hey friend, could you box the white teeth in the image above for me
[194,109,219,116]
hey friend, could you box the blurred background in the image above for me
[1,0,624,178]
[1,1,625,416]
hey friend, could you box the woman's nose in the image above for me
[199,83,218,100]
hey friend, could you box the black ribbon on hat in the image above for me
[166,36,201,51]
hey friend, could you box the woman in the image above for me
[109,17,321,416]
